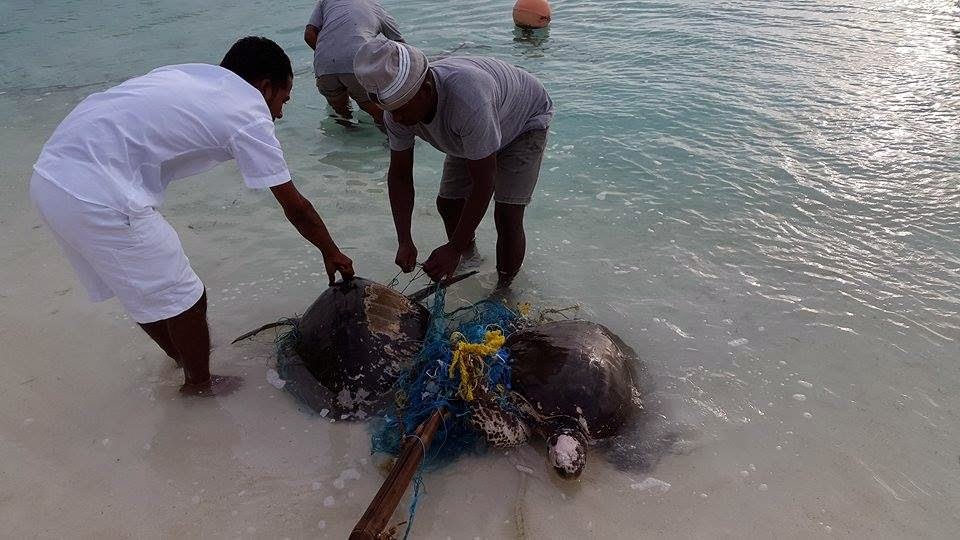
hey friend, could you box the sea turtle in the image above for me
[233,273,475,419]
[468,319,642,478]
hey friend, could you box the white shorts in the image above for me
[29,173,204,324]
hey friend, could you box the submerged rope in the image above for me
[399,267,427,294]
[387,269,404,289]
[402,473,424,540]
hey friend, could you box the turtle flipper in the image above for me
[468,385,530,448]
[469,401,530,448]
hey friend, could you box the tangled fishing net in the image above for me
[264,277,577,538]
[370,285,527,465]
[367,285,537,538]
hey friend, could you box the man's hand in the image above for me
[324,249,355,285]
[396,241,418,273]
[423,243,461,281]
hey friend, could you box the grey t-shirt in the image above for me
[385,57,554,160]
[308,0,403,76]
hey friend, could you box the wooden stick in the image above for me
[350,409,446,540]
[404,270,478,303]
[230,320,294,344]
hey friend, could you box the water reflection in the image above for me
[513,25,551,49]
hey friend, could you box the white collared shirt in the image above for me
[34,63,290,215]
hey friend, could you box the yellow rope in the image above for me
[448,330,505,401]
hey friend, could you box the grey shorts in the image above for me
[315,73,370,104]
[438,129,548,206]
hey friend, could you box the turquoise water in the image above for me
[2,0,959,536]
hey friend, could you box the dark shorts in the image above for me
[315,73,370,104]
[438,129,548,206]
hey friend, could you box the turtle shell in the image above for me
[290,278,429,415]
[506,320,639,440]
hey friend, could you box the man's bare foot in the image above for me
[329,111,360,130]
[180,374,243,397]
[488,282,520,306]
[495,270,518,290]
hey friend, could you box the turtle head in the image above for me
[547,431,586,479]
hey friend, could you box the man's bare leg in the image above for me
[494,202,526,288]
[138,319,182,367]
[436,196,480,263]
[166,291,211,388]
[138,291,239,396]
[436,196,464,240]
[325,93,353,122]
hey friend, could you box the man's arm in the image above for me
[422,153,496,280]
[305,1,323,49]
[451,154,496,250]
[270,180,354,284]
[388,148,417,271]
[304,25,319,50]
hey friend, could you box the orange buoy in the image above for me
[513,0,551,29]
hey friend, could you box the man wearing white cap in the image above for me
[354,38,554,287]
[30,37,355,396]
[304,0,404,130]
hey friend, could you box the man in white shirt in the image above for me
[30,36,354,396]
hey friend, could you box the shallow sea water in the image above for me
[1,0,958,538]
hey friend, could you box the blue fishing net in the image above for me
[265,283,527,539]
[369,285,524,467]
[368,285,526,539]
